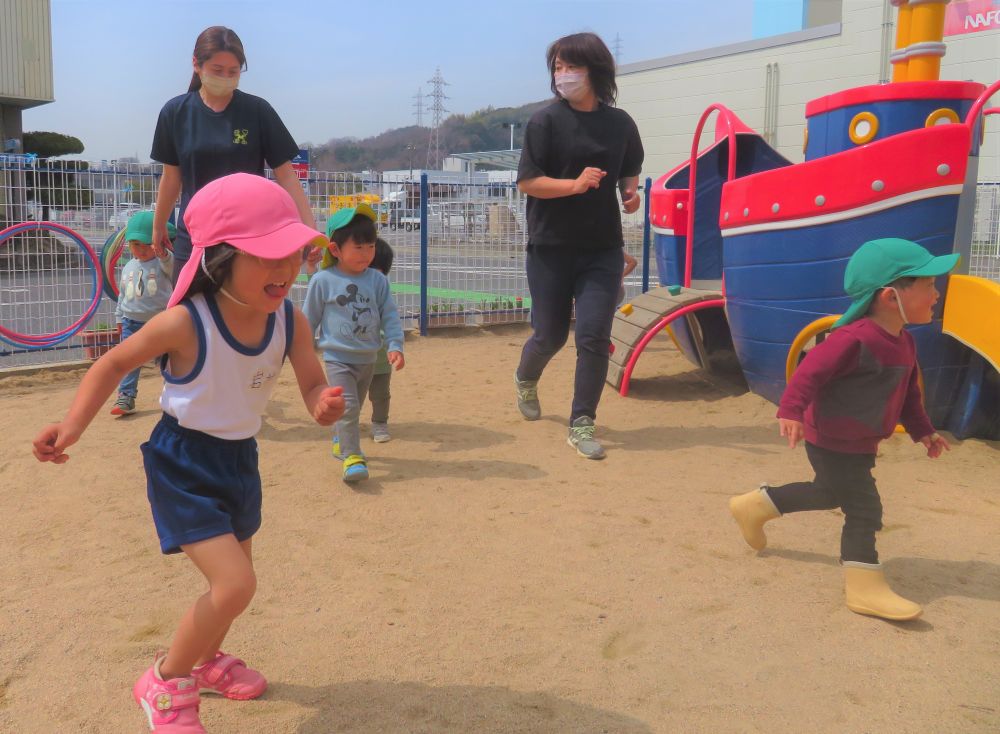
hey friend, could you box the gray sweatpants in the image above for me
[325,360,375,459]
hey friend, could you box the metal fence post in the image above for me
[642,176,652,293]
[419,173,429,336]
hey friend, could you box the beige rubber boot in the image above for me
[843,562,922,621]
[729,484,781,551]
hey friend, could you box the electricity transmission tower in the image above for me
[412,87,424,128]
[425,67,449,169]
[612,34,623,66]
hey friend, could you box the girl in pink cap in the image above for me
[32,173,345,733]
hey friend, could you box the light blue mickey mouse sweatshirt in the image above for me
[302,266,404,364]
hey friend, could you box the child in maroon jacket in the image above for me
[729,238,956,621]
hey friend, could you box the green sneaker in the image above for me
[514,371,541,421]
[567,416,605,460]
[331,434,343,460]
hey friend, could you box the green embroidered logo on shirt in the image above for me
[233,129,249,145]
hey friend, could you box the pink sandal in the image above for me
[133,658,205,733]
[192,651,268,700]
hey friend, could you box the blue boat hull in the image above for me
[722,193,998,436]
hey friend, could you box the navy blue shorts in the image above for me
[141,413,262,555]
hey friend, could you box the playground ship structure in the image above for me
[611,0,1000,440]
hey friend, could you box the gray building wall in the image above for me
[618,0,999,185]
[1,0,53,152]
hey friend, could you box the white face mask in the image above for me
[554,71,588,102]
[200,73,238,96]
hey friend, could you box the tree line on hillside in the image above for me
[308,100,548,172]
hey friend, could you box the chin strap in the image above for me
[219,287,250,307]
[887,287,909,325]
[201,250,249,307]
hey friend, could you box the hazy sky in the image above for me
[25,0,758,161]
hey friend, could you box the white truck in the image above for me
[388,208,421,231]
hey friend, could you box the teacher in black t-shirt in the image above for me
[150,26,318,281]
[513,32,644,460]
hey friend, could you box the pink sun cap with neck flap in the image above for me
[168,173,327,308]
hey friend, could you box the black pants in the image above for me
[170,230,191,288]
[766,442,882,564]
[517,245,623,424]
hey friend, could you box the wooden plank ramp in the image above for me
[607,286,724,391]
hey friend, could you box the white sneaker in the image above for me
[371,422,391,443]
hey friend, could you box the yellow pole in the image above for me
[892,0,912,82]
[908,0,948,81]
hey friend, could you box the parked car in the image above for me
[108,205,142,229]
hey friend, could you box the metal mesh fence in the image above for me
[1,159,654,369]
[969,182,1000,282]
[6,154,996,371]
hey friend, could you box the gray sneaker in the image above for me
[371,422,391,443]
[514,371,541,421]
[567,416,606,459]
[110,394,136,416]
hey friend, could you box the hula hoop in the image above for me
[100,226,128,301]
[0,221,103,349]
[786,314,917,434]
[100,227,175,302]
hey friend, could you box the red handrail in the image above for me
[965,79,1000,127]
[619,298,727,396]
[684,105,739,288]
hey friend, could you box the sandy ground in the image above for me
[1,323,999,733]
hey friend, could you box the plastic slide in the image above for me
[942,274,1000,374]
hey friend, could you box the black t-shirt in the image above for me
[517,99,643,249]
[150,89,299,258]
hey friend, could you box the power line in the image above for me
[425,67,449,169]
[612,33,623,66]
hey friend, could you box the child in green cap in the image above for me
[729,237,957,621]
[111,210,176,415]
[303,205,404,483]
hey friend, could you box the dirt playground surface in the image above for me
[1,324,998,733]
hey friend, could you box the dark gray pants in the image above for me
[767,442,883,564]
[516,245,623,424]
[369,371,391,424]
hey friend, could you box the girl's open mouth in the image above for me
[264,281,288,298]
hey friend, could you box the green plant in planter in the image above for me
[79,321,121,359]
[430,301,465,315]
[481,297,527,312]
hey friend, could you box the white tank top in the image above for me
[159,293,293,440]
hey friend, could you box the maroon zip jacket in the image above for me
[777,318,935,454]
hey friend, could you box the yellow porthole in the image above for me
[802,126,809,155]
[925,108,960,127]
[849,111,879,145]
